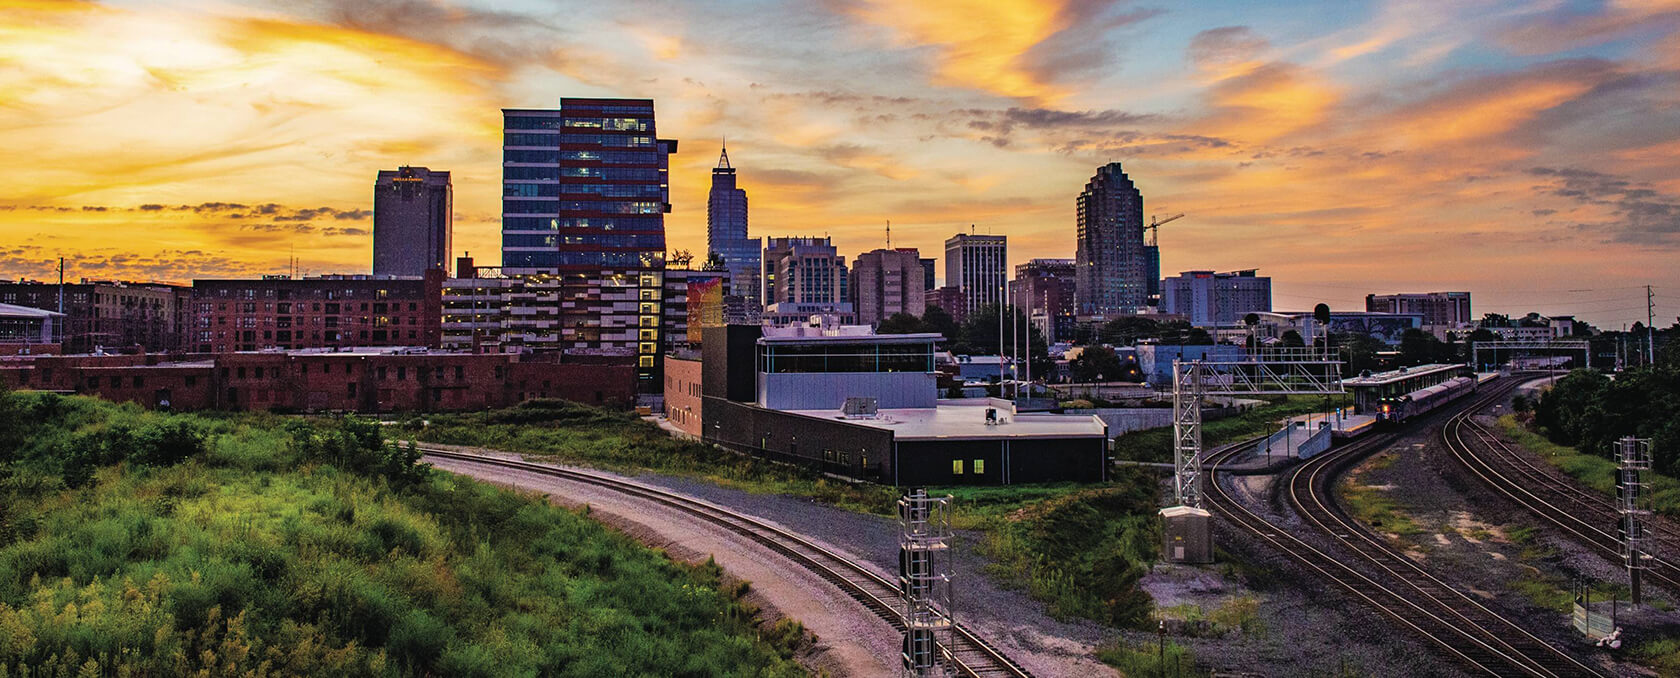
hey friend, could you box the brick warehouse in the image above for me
[0,348,634,413]
[189,272,444,353]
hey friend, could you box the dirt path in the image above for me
[426,452,899,677]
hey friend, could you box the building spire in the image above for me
[717,136,731,169]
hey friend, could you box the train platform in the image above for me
[1279,410,1377,440]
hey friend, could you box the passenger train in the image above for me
[1376,375,1478,425]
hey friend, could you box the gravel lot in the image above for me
[1326,383,1674,676]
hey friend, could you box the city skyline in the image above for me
[1,0,1677,328]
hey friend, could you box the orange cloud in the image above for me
[837,0,1072,102]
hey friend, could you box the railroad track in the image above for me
[1442,376,1680,594]
[416,447,1032,678]
[1206,381,1603,677]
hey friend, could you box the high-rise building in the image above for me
[500,98,677,390]
[373,166,452,277]
[1162,270,1272,327]
[1009,259,1077,342]
[944,233,1006,314]
[930,286,968,324]
[852,248,927,326]
[705,144,762,309]
[918,257,937,294]
[1365,292,1472,328]
[1144,244,1161,307]
[763,237,847,306]
[1076,162,1146,315]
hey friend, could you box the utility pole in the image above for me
[56,257,65,315]
[1023,289,1032,397]
[1647,285,1657,366]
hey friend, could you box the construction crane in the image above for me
[1147,213,1185,247]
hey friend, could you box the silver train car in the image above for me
[1376,375,1478,424]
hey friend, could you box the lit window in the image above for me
[952,460,964,475]
[973,459,985,474]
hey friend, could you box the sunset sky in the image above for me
[1,0,1676,328]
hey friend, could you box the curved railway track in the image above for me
[1442,376,1680,594]
[417,447,1031,678]
[1206,381,1603,677]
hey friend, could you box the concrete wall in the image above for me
[758,371,937,410]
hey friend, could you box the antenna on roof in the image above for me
[717,135,731,169]
[886,219,891,249]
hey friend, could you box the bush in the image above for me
[0,395,806,676]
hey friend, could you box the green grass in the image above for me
[1337,454,1421,537]
[950,469,1161,628]
[397,400,899,516]
[1154,595,1264,638]
[1112,397,1339,463]
[412,401,1171,633]
[1634,636,1680,675]
[1096,636,1200,677]
[0,392,808,677]
[1498,415,1680,519]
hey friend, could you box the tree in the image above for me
[957,303,1051,376]
[920,305,961,344]
[1099,317,1162,346]
[1398,328,1448,366]
[877,312,925,335]
[1462,328,1498,365]
[1185,327,1215,346]
[1481,313,1511,328]
[1335,332,1386,377]
[1069,345,1126,383]
[1281,330,1306,347]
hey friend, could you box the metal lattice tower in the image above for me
[1171,348,1344,509]
[1617,436,1654,606]
[899,489,954,677]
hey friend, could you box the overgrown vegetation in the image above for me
[1338,453,1422,537]
[937,468,1160,628]
[0,391,808,676]
[1112,396,1337,463]
[1531,366,1680,475]
[398,399,899,515]
[1154,595,1263,638]
[1498,414,1680,519]
[1095,636,1200,677]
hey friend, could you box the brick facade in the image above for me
[0,350,633,413]
[190,272,442,353]
[663,355,703,437]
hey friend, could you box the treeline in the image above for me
[0,392,807,676]
[1530,365,1680,475]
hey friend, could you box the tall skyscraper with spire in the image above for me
[706,142,762,311]
[1076,162,1147,315]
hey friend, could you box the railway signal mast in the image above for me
[1617,436,1655,606]
[899,488,955,676]
[1165,345,1344,562]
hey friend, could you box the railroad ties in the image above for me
[1205,381,1604,677]
[416,448,1031,678]
[1442,379,1680,596]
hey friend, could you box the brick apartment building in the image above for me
[190,272,443,353]
[0,280,190,353]
[0,348,634,413]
